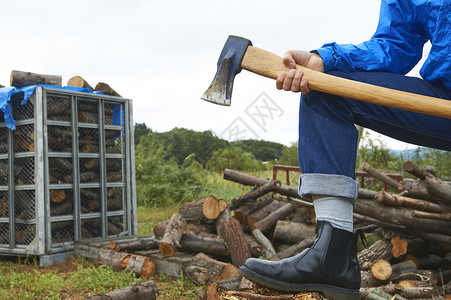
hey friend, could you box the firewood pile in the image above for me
[95,161,450,299]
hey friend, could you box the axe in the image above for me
[201,35,451,119]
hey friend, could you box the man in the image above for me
[238,1,451,299]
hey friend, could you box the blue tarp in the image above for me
[0,85,103,130]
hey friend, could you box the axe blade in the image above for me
[201,35,252,106]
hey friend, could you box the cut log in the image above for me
[84,280,158,300]
[214,276,243,292]
[354,199,451,236]
[398,178,442,202]
[111,236,159,252]
[244,234,264,258]
[223,168,300,199]
[247,200,285,229]
[390,260,418,282]
[10,70,62,88]
[179,196,227,222]
[360,162,400,189]
[229,180,281,210]
[365,288,393,300]
[425,176,451,205]
[375,190,446,214]
[158,213,187,257]
[273,220,315,244]
[274,235,316,260]
[153,221,167,239]
[402,161,436,179]
[391,235,408,258]
[182,252,239,286]
[67,75,94,90]
[358,239,393,271]
[234,194,274,224]
[371,259,393,281]
[216,209,251,267]
[97,248,155,279]
[95,82,121,97]
[358,188,377,199]
[251,203,296,232]
[251,228,276,259]
[184,222,216,235]
[50,189,66,203]
[360,270,385,289]
[180,232,229,257]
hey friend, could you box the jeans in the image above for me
[298,71,451,201]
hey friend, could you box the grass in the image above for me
[0,169,278,299]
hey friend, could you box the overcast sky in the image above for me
[0,0,429,149]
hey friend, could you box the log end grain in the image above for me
[371,259,393,281]
[159,242,176,257]
[391,236,408,258]
[202,196,227,220]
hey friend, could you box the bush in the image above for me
[206,146,265,172]
[135,137,205,207]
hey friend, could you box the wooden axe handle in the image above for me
[241,46,451,119]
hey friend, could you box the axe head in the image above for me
[201,35,252,106]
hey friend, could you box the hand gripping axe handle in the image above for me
[201,35,451,119]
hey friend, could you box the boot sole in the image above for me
[239,265,361,300]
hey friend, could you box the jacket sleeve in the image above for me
[315,0,428,74]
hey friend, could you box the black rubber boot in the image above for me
[238,221,363,300]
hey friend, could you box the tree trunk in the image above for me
[10,70,62,88]
[179,196,227,222]
[229,180,281,210]
[159,213,187,257]
[97,249,155,279]
[216,209,251,267]
[273,220,315,244]
[85,280,158,300]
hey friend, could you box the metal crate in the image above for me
[0,87,137,265]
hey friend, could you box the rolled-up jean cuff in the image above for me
[298,173,359,204]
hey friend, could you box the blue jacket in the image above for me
[315,0,450,89]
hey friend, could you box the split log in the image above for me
[358,239,393,271]
[273,220,315,244]
[228,180,281,210]
[180,232,229,257]
[274,235,316,260]
[178,196,227,222]
[10,70,62,88]
[251,203,296,232]
[251,229,276,259]
[371,259,392,281]
[402,161,436,179]
[95,82,121,97]
[110,236,159,252]
[67,75,94,90]
[216,209,251,267]
[375,190,446,213]
[246,200,285,229]
[97,248,155,278]
[159,213,187,257]
[360,162,400,189]
[234,194,274,224]
[84,280,158,300]
[425,176,451,205]
[182,252,239,286]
